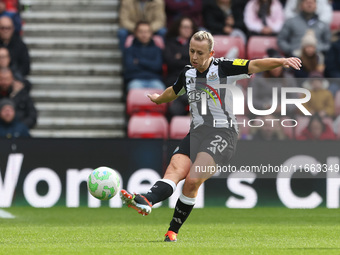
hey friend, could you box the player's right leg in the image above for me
[120,153,190,215]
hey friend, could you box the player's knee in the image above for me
[184,177,204,191]
[164,155,189,182]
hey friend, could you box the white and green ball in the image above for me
[87,167,120,200]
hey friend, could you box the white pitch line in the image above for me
[0,209,15,219]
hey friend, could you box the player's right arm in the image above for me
[147,86,178,105]
[148,67,187,105]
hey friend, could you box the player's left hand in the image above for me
[282,57,302,70]
[147,93,161,104]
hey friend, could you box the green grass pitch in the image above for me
[0,207,340,255]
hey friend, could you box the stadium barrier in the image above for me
[0,138,339,208]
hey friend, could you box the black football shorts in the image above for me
[173,125,238,165]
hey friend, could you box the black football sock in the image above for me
[168,194,196,234]
[144,179,176,205]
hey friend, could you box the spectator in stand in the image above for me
[293,29,325,78]
[277,0,331,56]
[334,0,340,10]
[280,0,287,6]
[0,0,21,35]
[163,16,197,118]
[301,71,334,117]
[251,115,287,140]
[0,98,30,138]
[0,16,30,77]
[325,33,340,95]
[118,0,166,51]
[124,21,165,91]
[203,0,247,42]
[297,114,336,140]
[244,0,285,36]
[230,0,249,34]
[165,0,203,28]
[0,46,25,82]
[249,49,298,117]
[285,0,333,25]
[164,17,197,87]
[0,67,37,128]
[3,0,18,12]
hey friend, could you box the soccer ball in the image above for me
[87,167,120,200]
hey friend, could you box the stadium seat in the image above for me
[247,36,279,59]
[323,117,334,130]
[124,35,165,49]
[128,114,168,139]
[330,11,340,31]
[126,88,167,115]
[169,116,191,139]
[335,91,340,116]
[295,116,310,138]
[213,35,246,59]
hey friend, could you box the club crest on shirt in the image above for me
[208,72,218,81]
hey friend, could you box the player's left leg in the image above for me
[165,152,216,242]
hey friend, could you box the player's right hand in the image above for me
[282,57,302,70]
[147,93,161,104]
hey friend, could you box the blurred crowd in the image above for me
[0,0,36,138]
[119,0,340,141]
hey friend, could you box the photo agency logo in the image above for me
[188,79,312,128]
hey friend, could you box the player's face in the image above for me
[189,39,213,72]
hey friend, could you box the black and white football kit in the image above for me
[172,57,251,165]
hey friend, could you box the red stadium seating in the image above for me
[247,36,279,59]
[127,88,167,115]
[124,35,165,49]
[169,116,190,139]
[335,91,340,116]
[323,117,334,130]
[213,35,246,59]
[330,11,340,31]
[295,116,310,138]
[128,114,168,139]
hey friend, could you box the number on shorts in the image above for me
[210,135,228,153]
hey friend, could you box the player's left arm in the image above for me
[248,57,302,74]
